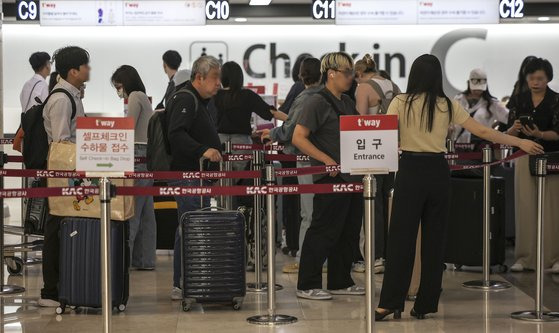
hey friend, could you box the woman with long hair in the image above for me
[111,65,156,270]
[375,54,543,321]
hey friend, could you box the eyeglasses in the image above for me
[470,78,487,85]
[332,68,355,78]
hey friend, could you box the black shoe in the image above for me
[375,309,402,321]
[410,308,426,320]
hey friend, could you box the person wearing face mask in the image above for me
[505,58,559,273]
[451,69,509,144]
[111,65,156,270]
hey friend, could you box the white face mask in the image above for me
[117,88,125,99]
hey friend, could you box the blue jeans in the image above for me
[171,179,211,288]
[129,144,157,269]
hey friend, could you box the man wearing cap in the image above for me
[452,68,510,143]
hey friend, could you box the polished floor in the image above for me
[1,236,559,333]
[2,163,559,332]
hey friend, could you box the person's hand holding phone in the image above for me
[521,123,543,139]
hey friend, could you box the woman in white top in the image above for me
[112,65,156,270]
[355,54,401,115]
[452,68,509,143]
[353,54,401,274]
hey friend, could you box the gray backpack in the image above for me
[366,79,401,114]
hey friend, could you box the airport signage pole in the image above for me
[76,117,135,333]
[340,115,399,333]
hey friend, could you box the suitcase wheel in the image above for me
[55,306,65,315]
[232,297,243,311]
[182,300,192,312]
[6,257,24,276]
[117,304,126,312]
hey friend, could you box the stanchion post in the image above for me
[247,151,282,292]
[224,141,233,210]
[447,139,456,166]
[247,150,265,292]
[247,164,297,326]
[0,152,25,295]
[512,157,559,322]
[99,177,113,333]
[463,147,511,290]
[363,174,376,333]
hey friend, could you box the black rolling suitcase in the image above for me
[154,181,178,250]
[57,217,130,314]
[180,208,246,312]
[444,176,506,270]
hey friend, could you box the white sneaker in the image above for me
[296,289,333,300]
[329,285,366,295]
[171,287,183,301]
[510,262,525,272]
[37,298,60,307]
[551,262,559,274]
[352,261,365,273]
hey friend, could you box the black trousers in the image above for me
[281,161,300,251]
[41,213,62,300]
[297,176,363,290]
[379,153,450,314]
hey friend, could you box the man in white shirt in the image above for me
[39,46,89,308]
[19,52,51,113]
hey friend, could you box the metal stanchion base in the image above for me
[0,285,25,295]
[246,283,283,292]
[511,311,559,322]
[462,280,512,290]
[247,314,298,326]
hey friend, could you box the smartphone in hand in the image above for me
[519,115,535,130]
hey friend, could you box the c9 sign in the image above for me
[206,0,230,21]
[17,0,39,21]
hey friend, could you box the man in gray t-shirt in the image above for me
[292,52,365,301]
[297,88,360,182]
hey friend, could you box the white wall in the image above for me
[3,23,559,133]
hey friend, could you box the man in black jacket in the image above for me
[167,56,222,300]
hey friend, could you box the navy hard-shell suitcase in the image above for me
[180,208,246,312]
[56,217,130,314]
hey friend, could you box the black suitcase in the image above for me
[24,179,48,235]
[57,218,130,314]
[444,176,506,268]
[180,208,246,312]
[154,181,178,250]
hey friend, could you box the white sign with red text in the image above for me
[340,115,399,173]
[76,117,135,172]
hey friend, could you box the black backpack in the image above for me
[147,88,198,171]
[21,89,76,169]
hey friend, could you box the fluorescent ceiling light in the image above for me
[249,0,272,5]
[235,17,248,23]
[538,17,551,22]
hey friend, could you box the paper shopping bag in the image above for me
[47,142,134,221]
